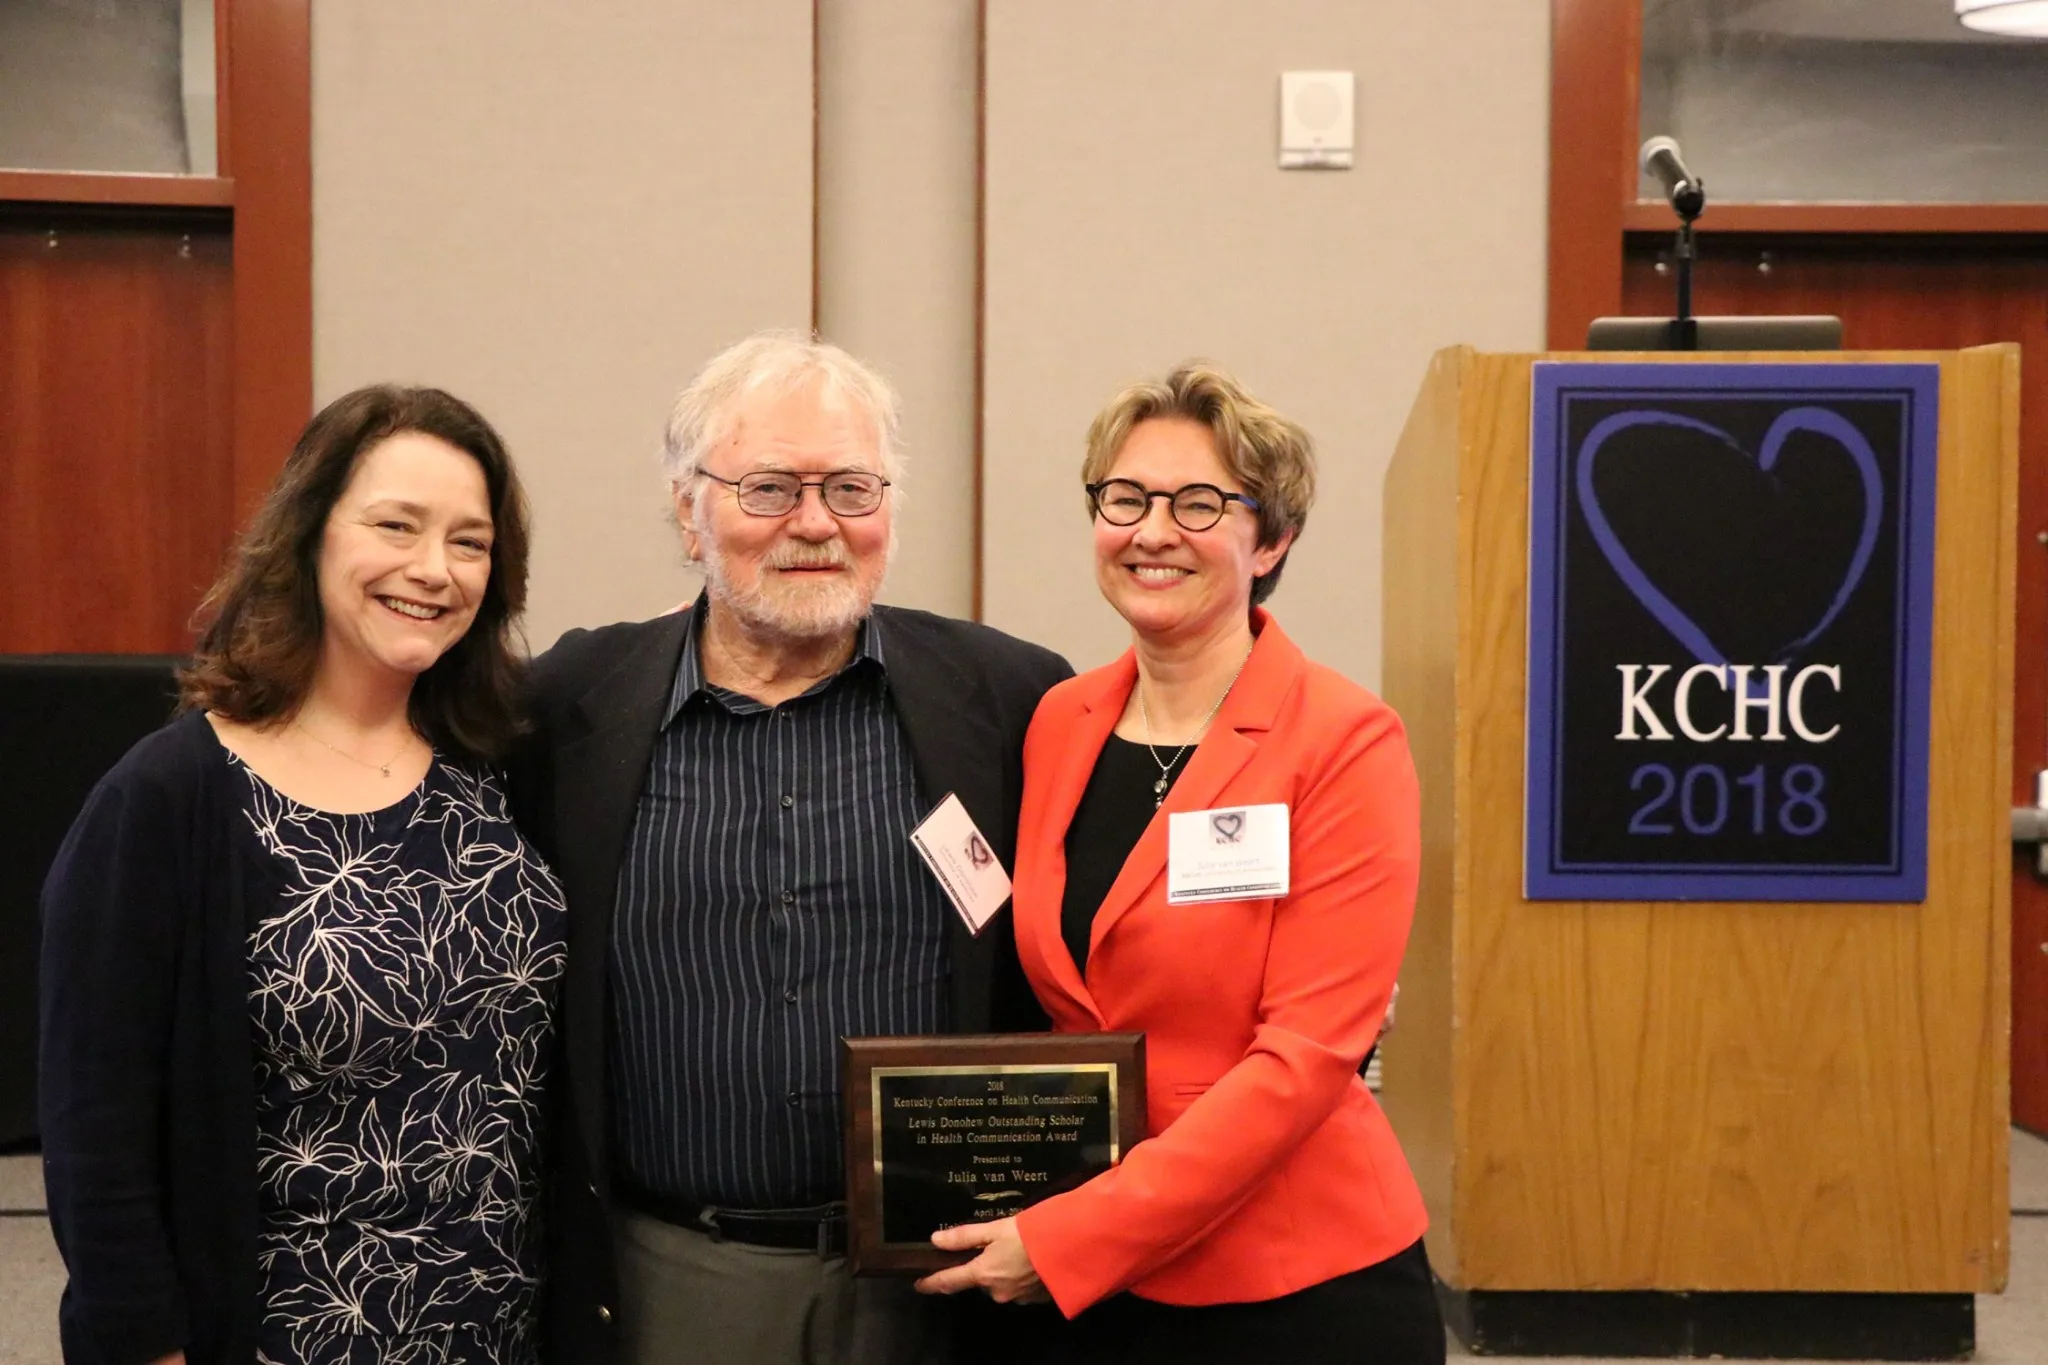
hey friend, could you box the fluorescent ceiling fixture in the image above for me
[1956,0,2048,35]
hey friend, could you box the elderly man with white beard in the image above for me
[513,332,1072,1365]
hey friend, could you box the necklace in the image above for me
[296,719,413,779]
[1137,647,1253,808]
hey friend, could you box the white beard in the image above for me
[695,524,885,643]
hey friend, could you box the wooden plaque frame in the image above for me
[842,1032,1145,1274]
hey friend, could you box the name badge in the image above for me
[1167,803,1290,905]
[909,792,1013,935]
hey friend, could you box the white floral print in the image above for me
[236,758,566,1365]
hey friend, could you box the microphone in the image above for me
[1639,136,1705,219]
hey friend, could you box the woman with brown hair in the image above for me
[38,386,566,1365]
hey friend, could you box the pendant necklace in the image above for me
[1137,647,1253,809]
[296,719,412,779]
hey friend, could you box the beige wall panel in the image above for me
[982,0,1548,681]
[817,0,979,619]
[312,0,814,650]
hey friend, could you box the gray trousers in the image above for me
[613,1208,947,1365]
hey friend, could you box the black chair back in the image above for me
[0,655,181,1147]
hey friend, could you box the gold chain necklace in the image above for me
[295,719,413,779]
[1136,646,1253,808]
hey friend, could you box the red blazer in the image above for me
[1011,611,1427,1316]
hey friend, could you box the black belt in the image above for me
[617,1182,848,1256]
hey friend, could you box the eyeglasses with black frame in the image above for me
[1086,478,1261,533]
[699,469,892,518]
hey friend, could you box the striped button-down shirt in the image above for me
[608,615,951,1208]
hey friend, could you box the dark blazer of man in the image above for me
[513,601,1072,1365]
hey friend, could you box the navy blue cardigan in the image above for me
[39,711,268,1365]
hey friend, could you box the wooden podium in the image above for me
[1378,347,2015,1359]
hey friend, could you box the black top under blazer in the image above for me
[509,603,1071,1365]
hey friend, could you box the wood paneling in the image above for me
[0,171,235,208]
[1555,0,2048,1134]
[224,0,312,521]
[1623,243,2048,1135]
[1382,347,2012,1294]
[1624,203,2048,236]
[215,0,235,176]
[1548,0,2048,348]
[1379,346,1473,1284]
[0,219,235,653]
[2,0,310,655]
[1545,0,1635,351]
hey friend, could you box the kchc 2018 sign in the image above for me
[1525,363,1938,902]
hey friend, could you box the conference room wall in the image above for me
[312,0,815,649]
[982,0,1550,685]
[817,1,981,624]
[313,2,1551,677]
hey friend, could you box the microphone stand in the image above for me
[1666,178,1705,352]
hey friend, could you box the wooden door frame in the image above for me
[1546,0,1634,351]
[223,0,312,521]
[1547,0,2048,350]
[0,0,311,521]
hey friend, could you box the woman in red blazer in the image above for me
[917,363,1443,1364]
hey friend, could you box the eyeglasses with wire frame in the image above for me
[1086,478,1261,533]
[699,469,892,518]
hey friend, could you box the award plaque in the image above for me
[842,1032,1146,1274]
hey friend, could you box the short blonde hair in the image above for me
[1081,362,1316,606]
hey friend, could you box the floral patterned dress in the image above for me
[234,755,567,1365]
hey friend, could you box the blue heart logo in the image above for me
[1575,407,1883,668]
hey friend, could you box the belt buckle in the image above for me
[698,1206,725,1245]
[819,1204,848,1259]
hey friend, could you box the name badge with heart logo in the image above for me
[910,792,1013,934]
[1167,803,1290,905]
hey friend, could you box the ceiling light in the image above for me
[1957,0,2048,35]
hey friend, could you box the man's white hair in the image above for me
[660,329,905,492]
